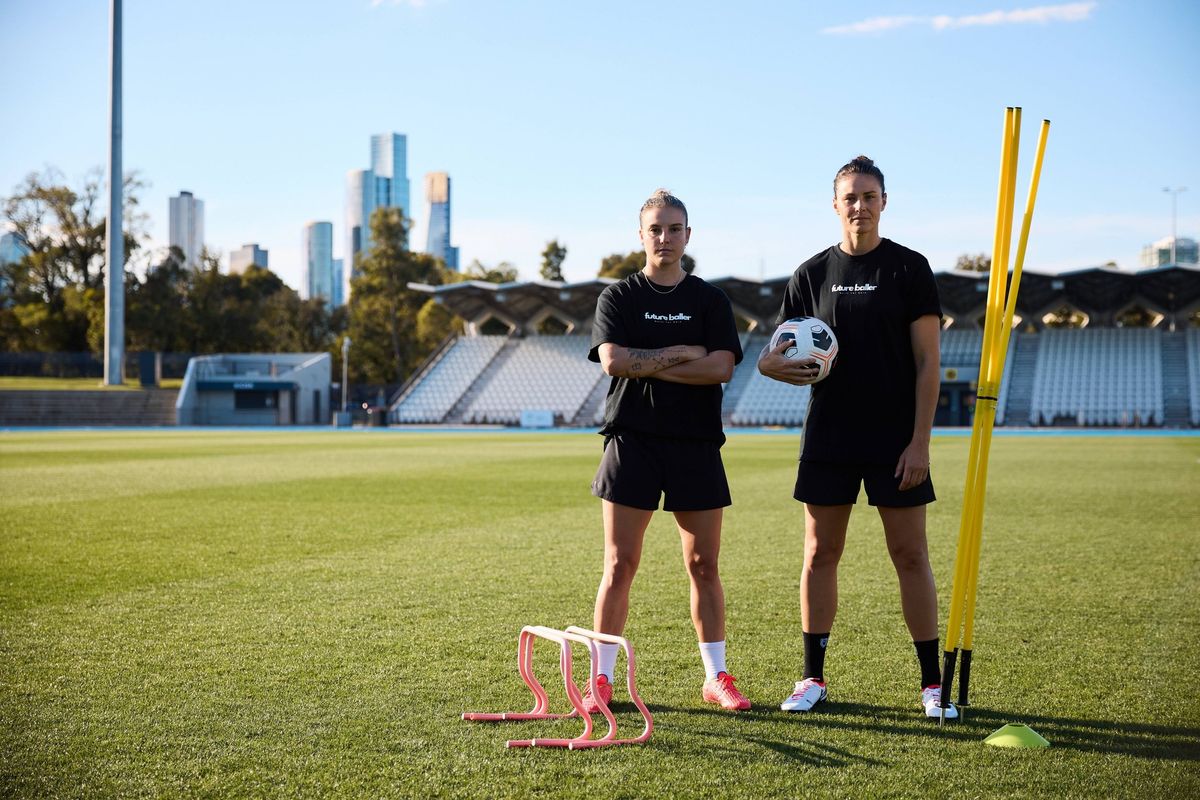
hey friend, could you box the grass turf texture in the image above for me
[2,431,1197,798]
[0,377,183,391]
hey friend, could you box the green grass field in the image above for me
[2,430,1198,798]
[0,377,183,391]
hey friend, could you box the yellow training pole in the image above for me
[940,111,1050,724]
[963,118,1050,655]
[940,108,1019,722]
[944,108,1014,653]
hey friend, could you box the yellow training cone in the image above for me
[984,723,1050,749]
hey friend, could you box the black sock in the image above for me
[914,638,941,688]
[802,631,830,682]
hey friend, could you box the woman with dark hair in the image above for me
[584,189,750,712]
[759,157,956,719]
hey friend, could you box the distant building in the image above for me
[1141,236,1199,267]
[0,231,29,265]
[303,222,335,303]
[345,132,411,301]
[169,191,205,267]
[331,258,344,307]
[229,243,268,274]
[424,172,459,270]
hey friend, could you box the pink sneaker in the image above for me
[581,674,613,714]
[702,672,751,711]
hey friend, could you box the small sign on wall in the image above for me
[520,409,555,428]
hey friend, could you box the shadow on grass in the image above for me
[459,701,1200,763]
[648,701,1200,762]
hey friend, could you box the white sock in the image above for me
[698,640,727,681]
[595,643,620,681]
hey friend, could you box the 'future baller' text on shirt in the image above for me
[644,312,693,322]
[831,283,878,293]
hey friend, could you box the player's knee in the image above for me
[604,551,640,586]
[684,551,720,584]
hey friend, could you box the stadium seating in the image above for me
[940,329,984,365]
[1188,329,1200,426]
[392,336,507,423]
[462,335,604,425]
[1029,328,1163,426]
[388,327,1195,429]
[728,335,810,426]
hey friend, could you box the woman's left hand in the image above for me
[895,439,931,491]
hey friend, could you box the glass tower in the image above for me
[169,190,204,267]
[303,221,334,302]
[424,171,458,269]
[346,132,411,301]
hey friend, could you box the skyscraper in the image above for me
[0,231,29,266]
[303,221,335,302]
[331,258,344,307]
[345,132,411,301]
[424,172,459,270]
[229,243,268,274]
[169,190,204,267]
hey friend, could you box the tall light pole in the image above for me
[103,0,124,385]
[1163,186,1187,265]
[341,336,351,412]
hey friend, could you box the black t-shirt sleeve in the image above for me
[776,251,826,325]
[905,254,942,322]
[588,285,626,363]
[705,288,744,365]
[777,274,811,325]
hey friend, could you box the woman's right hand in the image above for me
[757,340,821,385]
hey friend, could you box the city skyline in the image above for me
[2,1,1198,294]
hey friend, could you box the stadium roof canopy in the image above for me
[410,265,1200,334]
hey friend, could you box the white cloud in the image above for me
[824,2,1096,35]
[933,2,1097,29]
[370,0,428,8]
[821,15,922,35]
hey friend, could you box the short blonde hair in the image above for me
[639,188,688,227]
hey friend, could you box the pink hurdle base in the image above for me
[462,625,653,749]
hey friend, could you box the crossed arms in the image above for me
[597,343,734,385]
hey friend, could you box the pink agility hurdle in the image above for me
[461,625,653,749]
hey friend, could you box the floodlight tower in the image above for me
[103,0,124,385]
[1163,186,1187,265]
[341,336,351,412]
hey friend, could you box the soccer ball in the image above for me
[769,317,839,382]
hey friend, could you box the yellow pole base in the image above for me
[983,723,1050,748]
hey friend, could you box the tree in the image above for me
[464,259,519,284]
[2,168,148,353]
[346,207,448,385]
[598,250,695,279]
[955,253,991,273]
[539,239,567,281]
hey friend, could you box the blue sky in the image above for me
[2,0,1198,291]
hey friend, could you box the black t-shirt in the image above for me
[589,272,743,443]
[776,238,942,465]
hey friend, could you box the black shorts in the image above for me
[591,432,732,512]
[793,459,935,508]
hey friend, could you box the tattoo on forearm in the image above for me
[625,347,685,376]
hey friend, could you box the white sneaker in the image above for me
[780,678,827,712]
[922,685,959,719]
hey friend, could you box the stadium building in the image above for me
[394,265,1200,429]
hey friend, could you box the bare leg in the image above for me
[879,504,938,641]
[801,504,853,633]
[593,500,654,635]
[675,508,726,642]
